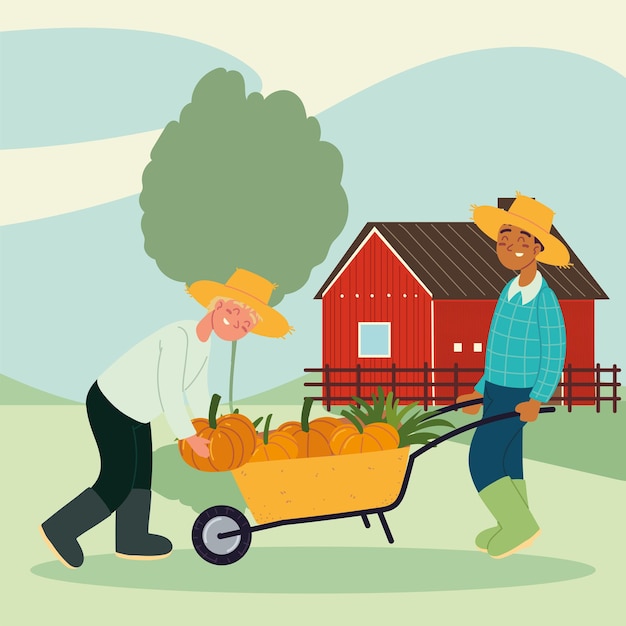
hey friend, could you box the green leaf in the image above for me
[400,431,441,446]
[384,392,403,428]
[399,408,443,431]
[352,407,370,422]
[342,412,364,434]
[403,418,455,432]
[345,394,381,424]
[396,401,423,422]
[351,395,369,410]
[349,396,372,415]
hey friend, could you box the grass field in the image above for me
[2,399,625,626]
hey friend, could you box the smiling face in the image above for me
[496,223,543,271]
[211,299,258,341]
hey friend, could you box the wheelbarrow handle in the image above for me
[426,396,484,417]
[408,404,556,463]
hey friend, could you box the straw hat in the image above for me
[471,191,572,268]
[186,268,293,338]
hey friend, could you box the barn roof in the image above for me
[314,222,608,300]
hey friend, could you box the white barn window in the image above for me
[473,342,483,352]
[358,322,391,358]
[453,342,463,352]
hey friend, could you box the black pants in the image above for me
[86,381,152,512]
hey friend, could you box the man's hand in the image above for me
[456,390,483,414]
[515,398,542,422]
[184,434,211,457]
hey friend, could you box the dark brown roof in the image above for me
[314,222,608,300]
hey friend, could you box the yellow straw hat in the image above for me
[186,268,294,338]
[471,191,572,268]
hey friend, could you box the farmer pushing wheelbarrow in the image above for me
[39,268,292,569]
[457,192,570,559]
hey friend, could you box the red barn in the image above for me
[314,209,608,406]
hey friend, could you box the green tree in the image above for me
[139,67,348,306]
[139,68,348,407]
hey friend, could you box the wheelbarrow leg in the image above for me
[378,512,394,544]
[361,515,371,529]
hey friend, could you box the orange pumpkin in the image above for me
[178,394,257,472]
[277,397,339,458]
[310,416,343,439]
[250,414,299,462]
[329,415,400,455]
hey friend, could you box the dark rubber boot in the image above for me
[39,488,111,568]
[115,489,172,560]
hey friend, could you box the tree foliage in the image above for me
[140,68,348,304]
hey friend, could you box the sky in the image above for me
[1,1,625,400]
[1,0,625,225]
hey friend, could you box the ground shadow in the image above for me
[31,548,594,593]
[152,445,247,513]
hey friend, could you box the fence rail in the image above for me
[303,363,622,413]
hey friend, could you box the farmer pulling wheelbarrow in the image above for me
[456,192,570,559]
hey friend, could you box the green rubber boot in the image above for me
[478,477,540,559]
[475,479,528,552]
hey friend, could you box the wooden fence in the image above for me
[303,363,622,413]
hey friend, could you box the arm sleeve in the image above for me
[185,355,211,419]
[530,289,566,403]
[473,284,508,396]
[156,325,197,440]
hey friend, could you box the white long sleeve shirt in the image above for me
[97,321,211,439]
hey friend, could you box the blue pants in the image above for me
[469,382,531,492]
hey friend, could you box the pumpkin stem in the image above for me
[341,411,364,434]
[300,396,314,433]
[263,414,273,445]
[252,416,264,429]
[208,393,221,429]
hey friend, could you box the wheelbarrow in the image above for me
[191,398,555,565]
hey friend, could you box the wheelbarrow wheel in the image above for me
[192,505,252,565]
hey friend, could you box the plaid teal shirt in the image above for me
[475,274,566,403]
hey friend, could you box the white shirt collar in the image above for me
[507,270,543,305]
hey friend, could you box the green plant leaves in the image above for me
[341,386,455,448]
[400,431,440,445]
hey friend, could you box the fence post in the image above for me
[391,363,397,400]
[324,364,331,411]
[356,363,361,400]
[595,363,601,413]
[566,363,573,412]
[453,363,459,403]
[423,362,429,410]
[613,365,619,413]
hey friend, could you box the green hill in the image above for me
[0,372,314,407]
[0,374,79,405]
[235,373,320,405]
